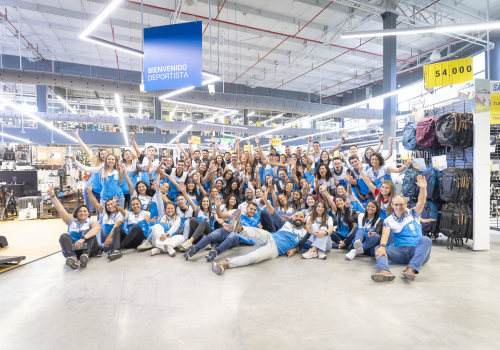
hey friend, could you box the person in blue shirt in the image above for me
[210,197,309,275]
[121,149,140,210]
[85,185,124,256]
[49,184,100,269]
[371,175,432,282]
[183,197,259,262]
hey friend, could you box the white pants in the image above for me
[308,224,330,252]
[150,224,185,252]
[227,227,279,269]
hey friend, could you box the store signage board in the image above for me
[191,136,200,145]
[144,22,202,91]
[271,138,282,147]
[424,57,473,89]
[491,81,500,124]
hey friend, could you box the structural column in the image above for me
[36,85,48,129]
[486,36,500,81]
[382,12,398,151]
[154,97,161,134]
[243,109,248,137]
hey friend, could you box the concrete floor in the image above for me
[1,233,500,350]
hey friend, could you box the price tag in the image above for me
[191,136,200,145]
[271,138,281,147]
[424,57,473,89]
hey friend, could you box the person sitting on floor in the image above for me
[301,201,334,260]
[371,175,432,282]
[49,184,101,269]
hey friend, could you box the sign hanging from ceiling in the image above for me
[424,57,473,90]
[144,21,202,91]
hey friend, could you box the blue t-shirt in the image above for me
[271,222,307,255]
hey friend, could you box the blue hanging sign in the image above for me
[144,21,202,91]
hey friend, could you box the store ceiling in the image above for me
[0,0,497,97]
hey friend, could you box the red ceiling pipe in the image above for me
[203,0,227,36]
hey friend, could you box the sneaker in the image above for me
[203,243,212,250]
[95,246,103,258]
[331,243,340,249]
[80,254,89,267]
[180,240,192,251]
[228,209,242,232]
[353,240,364,255]
[66,256,78,269]
[211,262,225,275]
[301,249,318,259]
[151,247,161,256]
[345,249,357,260]
[205,249,218,262]
[137,240,153,251]
[166,246,176,257]
[108,249,123,261]
[371,270,396,282]
[317,250,327,259]
[184,245,197,260]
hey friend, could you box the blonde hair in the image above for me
[101,154,123,185]
[376,180,395,216]
[91,148,110,167]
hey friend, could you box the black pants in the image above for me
[260,210,278,233]
[112,225,146,249]
[186,218,213,243]
[123,193,131,210]
[331,231,355,249]
[59,233,99,259]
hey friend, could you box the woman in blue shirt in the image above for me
[121,149,140,210]
[48,184,100,269]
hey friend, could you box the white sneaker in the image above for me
[166,246,176,257]
[178,240,192,252]
[345,249,357,260]
[151,248,161,256]
[137,240,153,251]
[353,240,364,254]
[203,243,212,250]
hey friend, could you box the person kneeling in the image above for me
[371,176,432,282]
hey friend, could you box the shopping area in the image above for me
[0,1,499,349]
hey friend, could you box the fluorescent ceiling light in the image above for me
[0,96,77,143]
[198,111,238,123]
[199,122,247,130]
[139,102,142,117]
[248,112,255,116]
[100,99,109,114]
[158,72,221,99]
[341,21,500,39]
[159,86,196,100]
[55,95,76,114]
[265,113,283,123]
[241,84,414,140]
[82,36,144,56]
[169,125,193,144]
[0,131,33,144]
[114,93,129,146]
[80,0,122,38]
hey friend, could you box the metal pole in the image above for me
[17,7,21,70]
[141,0,144,86]
[222,38,225,93]
[209,0,212,72]
[487,0,490,80]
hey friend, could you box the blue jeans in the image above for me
[260,210,288,233]
[354,230,381,257]
[194,228,239,254]
[375,236,432,273]
[83,189,101,219]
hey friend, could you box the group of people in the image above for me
[52,129,433,282]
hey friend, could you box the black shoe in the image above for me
[66,256,78,269]
[108,249,123,261]
[95,246,103,258]
[184,245,197,261]
[80,254,89,268]
[205,249,219,262]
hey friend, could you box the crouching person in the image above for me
[49,184,100,269]
[371,175,432,282]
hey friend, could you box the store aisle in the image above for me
[1,235,499,350]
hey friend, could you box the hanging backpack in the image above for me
[421,167,438,200]
[401,167,420,198]
[416,117,442,149]
[421,201,439,234]
[435,112,461,146]
[402,122,420,151]
[439,168,460,202]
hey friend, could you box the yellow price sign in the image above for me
[424,57,473,89]
[244,145,253,152]
[271,138,281,147]
[191,136,200,145]
[224,119,229,124]
[272,123,275,127]
[256,122,261,126]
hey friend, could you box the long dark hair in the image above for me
[363,200,381,228]
[225,194,240,210]
[370,152,385,167]
[122,149,139,178]
[135,180,154,197]
[73,205,90,219]
[199,195,212,222]
[224,178,240,199]
[308,201,328,227]
[314,163,332,181]
[185,177,202,203]
[290,190,302,212]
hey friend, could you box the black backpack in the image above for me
[435,112,474,148]
[3,148,15,161]
[440,168,460,202]
[401,167,420,198]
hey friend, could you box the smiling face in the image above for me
[131,199,142,213]
[306,195,315,208]
[231,154,238,165]
[75,206,90,222]
[336,185,346,196]
[187,180,195,191]
[147,147,156,157]
[245,189,254,201]
[124,150,132,161]
[349,145,358,156]
[321,151,329,163]
[225,171,233,180]
[216,155,223,165]
[176,195,187,208]
[315,202,325,215]
[166,157,173,168]
[366,201,378,216]
[296,147,302,157]
[246,163,252,172]
[99,149,109,162]
[349,157,360,170]
[278,194,287,206]
[105,199,117,213]
[285,146,291,156]
[228,196,237,207]
[231,181,238,190]
[137,182,148,195]
[300,178,308,188]
[199,162,207,172]
[291,211,305,227]
[292,191,301,201]
[285,182,293,193]
[165,203,175,217]
[313,142,320,153]
[215,180,223,190]
[246,203,257,217]
[279,170,286,181]
[201,197,210,210]
[106,154,116,168]
[280,155,286,163]
[202,150,209,160]
[255,188,263,198]
[392,196,407,217]
[332,158,342,172]
[192,173,200,183]
[160,182,170,194]
[370,155,379,167]
[254,152,261,161]
[335,197,345,208]
[318,165,327,177]
[210,188,219,198]
[301,156,308,166]
[380,182,391,196]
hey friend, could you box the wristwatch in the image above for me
[51,195,56,198]
[380,244,386,248]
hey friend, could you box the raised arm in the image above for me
[246,140,254,164]
[373,134,385,153]
[211,135,217,159]
[264,187,275,214]
[176,137,190,159]
[356,163,377,195]
[414,175,428,215]
[387,157,411,173]
[47,184,72,224]
[70,155,101,173]
[214,196,230,220]
[306,136,312,158]
[71,129,93,160]
[320,183,337,213]
[164,172,181,191]
[85,184,104,214]
[255,136,268,165]
[328,129,347,154]
[180,182,200,215]
[120,164,134,196]
[383,137,394,161]
[129,132,142,158]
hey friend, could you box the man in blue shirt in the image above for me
[210,196,309,275]
[371,175,432,282]
[183,198,260,262]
